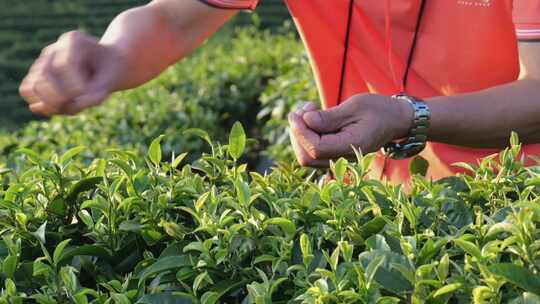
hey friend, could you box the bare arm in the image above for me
[288,41,540,166]
[19,0,237,115]
[427,41,540,148]
[101,0,238,90]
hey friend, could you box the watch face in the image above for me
[383,142,426,160]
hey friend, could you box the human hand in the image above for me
[288,94,413,167]
[288,102,330,167]
[19,31,126,116]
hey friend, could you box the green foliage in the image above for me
[0,127,539,303]
[0,0,291,126]
[0,0,148,125]
[0,27,309,167]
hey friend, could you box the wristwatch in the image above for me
[383,94,431,160]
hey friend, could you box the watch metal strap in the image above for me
[383,94,431,160]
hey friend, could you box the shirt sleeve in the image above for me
[198,0,259,10]
[514,0,540,40]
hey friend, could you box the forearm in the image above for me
[426,78,540,148]
[99,1,236,91]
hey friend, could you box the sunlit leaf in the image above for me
[228,122,246,161]
[264,217,296,237]
[149,135,165,167]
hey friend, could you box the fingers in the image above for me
[286,102,328,167]
[289,111,323,155]
[290,110,364,160]
[289,129,330,168]
[302,102,319,112]
[20,48,64,116]
[19,31,108,116]
[303,101,355,134]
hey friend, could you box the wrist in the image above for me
[97,42,132,91]
[383,94,431,160]
[392,96,415,139]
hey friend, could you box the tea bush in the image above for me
[0,123,539,303]
[0,27,310,168]
[0,0,290,125]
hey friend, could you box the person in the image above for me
[18,0,540,183]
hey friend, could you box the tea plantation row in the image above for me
[0,27,313,170]
[0,0,148,125]
[0,14,539,304]
[1,119,540,303]
[0,0,290,126]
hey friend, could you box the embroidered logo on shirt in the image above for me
[457,0,492,7]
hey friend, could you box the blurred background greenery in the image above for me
[0,0,318,168]
[0,0,293,127]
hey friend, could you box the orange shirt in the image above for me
[202,0,540,182]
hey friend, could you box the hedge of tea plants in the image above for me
[0,0,290,125]
[0,27,312,168]
[0,121,540,303]
[0,0,148,125]
[1,17,539,304]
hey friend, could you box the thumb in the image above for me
[303,106,348,134]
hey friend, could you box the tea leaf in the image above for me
[0,200,19,210]
[184,128,212,147]
[138,255,191,284]
[111,294,130,304]
[201,291,219,304]
[136,293,194,304]
[264,217,296,237]
[110,159,134,177]
[338,241,354,263]
[328,246,340,271]
[33,260,52,277]
[510,292,540,304]
[148,135,165,167]
[53,239,71,266]
[119,221,144,232]
[30,222,47,244]
[489,264,540,296]
[366,235,390,252]
[2,255,17,278]
[360,217,387,239]
[193,271,211,293]
[48,198,66,217]
[437,254,450,281]
[66,177,102,203]
[432,283,463,298]
[454,239,483,261]
[486,222,519,238]
[57,245,111,265]
[15,148,42,162]
[332,158,348,183]
[409,155,429,177]
[359,250,413,294]
[235,179,251,206]
[60,146,86,165]
[31,294,56,304]
[299,234,313,267]
[366,255,385,289]
[15,212,27,228]
[172,152,188,169]
[510,131,520,147]
[195,192,210,212]
[228,122,246,161]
